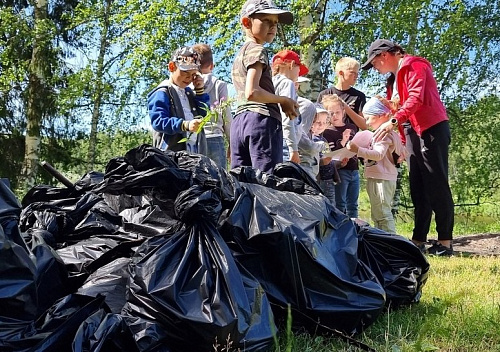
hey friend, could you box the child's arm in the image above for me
[245,62,299,119]
[347,139,391,162]
[148,90,184,134]
[343,101,368,130]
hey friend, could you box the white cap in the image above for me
[297,76,310,83]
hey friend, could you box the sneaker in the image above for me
[427,242,453,256]
[415,242,427,254]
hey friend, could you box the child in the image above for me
[148,46,209,153]
[192,43,232,169]
[272,50,309,164]
[231,0,299,174]
[346,96,404,234]
[311,105,339,204]
[322,94,359,218]
[296,96,324,179]
[317,57,367,130]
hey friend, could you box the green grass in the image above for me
[275,256,500,351]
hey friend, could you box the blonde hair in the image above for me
[335,57,360,73]
[321,94,344,111]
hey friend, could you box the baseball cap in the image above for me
[296,76,310,83]
[361,39,396,70]
[272,50,309,76]
[170,46,201,71]
[240,0,293,25]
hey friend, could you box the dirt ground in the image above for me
[443,233,500,256]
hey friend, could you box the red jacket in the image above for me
[388,55,448,137]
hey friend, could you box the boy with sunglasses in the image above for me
[148,46,210,153]
[231,0,299,173]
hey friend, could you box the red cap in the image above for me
[272,50,309,76]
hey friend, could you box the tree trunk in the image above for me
[298,0,327,101]
[87,0,112,171]
[22,0,49,189]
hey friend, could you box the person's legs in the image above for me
[319,179,336,206]
[206,136,227,169]
[335,169,349,214]
[420,121,454,244]
[247,114,283,174]
[405,126,432,244]
[345,170,360,218]
[230,112,252,169]
[367,178,396,234]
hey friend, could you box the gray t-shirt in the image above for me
[231,40,281,120]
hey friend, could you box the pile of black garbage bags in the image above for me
[0,145,429,352]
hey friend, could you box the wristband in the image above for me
[181,120,190,132]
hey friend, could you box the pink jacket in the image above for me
[388,55,448,137]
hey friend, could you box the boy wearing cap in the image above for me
[272,49,309,164]
[317,57,367,130]
[148,46,209,153]
[361,39,454,255]
[231,0,299,173]
[192,43,232,169]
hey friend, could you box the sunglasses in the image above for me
[174,55,199,65]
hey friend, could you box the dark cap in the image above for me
[240,0,293,25]
[170,46,200,71]
[361,39,396,70]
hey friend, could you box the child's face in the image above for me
[339,67,359,86]
[245,13,279,44]
[171,67,200,88]
[325,102,345,126]
[311,112,329,135]
[365,113,388,130]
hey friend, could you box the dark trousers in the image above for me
[230,111,283,174]
[405,121,454,242]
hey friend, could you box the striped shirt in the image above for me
[231,40,281,121]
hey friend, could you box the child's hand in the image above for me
[290,151,300,163]
[281,97,299,120]
[346,141,359,153]
[192,73,204,89]
[340,157,349,167]
[188,118,203,132]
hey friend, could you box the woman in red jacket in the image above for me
[361,39,454,256]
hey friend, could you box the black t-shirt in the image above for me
[322,123,358,171]
[317,86,366,127]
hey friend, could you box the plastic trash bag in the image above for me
[220,183,387,335]
[122,185,276,352]
[356,225,430,306]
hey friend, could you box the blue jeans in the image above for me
[319,179,335,206]
[206,136,227,170]
[335,169,360,218]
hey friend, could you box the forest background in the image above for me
[1,0,499,223]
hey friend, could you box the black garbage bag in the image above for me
[356,225,430,306]
[24,229,70,315]
[220,183,387,335]
[0,294,108,352]
[230,166,320,195]
[78,257,131,314]
[0,181,39,324]
[122,185,276,352]
[72,310,138,352]
[272,161,324,194]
